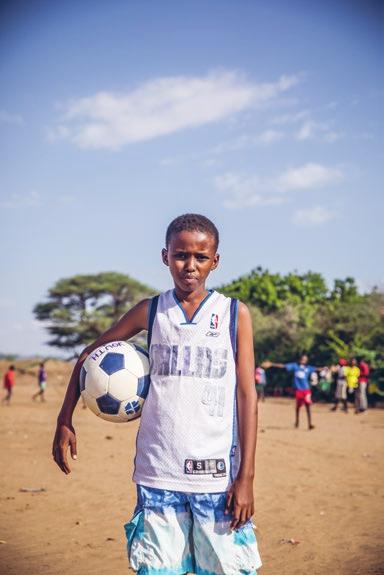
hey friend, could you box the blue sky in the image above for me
[0,0,383,356]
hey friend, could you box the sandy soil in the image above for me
[0,360,383,575]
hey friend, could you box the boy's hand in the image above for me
[52,422,77,474]
[225,476,254,530]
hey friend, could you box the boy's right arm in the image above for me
[262,361,285,369]
[52,298,151,475]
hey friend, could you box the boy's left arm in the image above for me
[225,302,258,530]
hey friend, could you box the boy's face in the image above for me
[162,230,219,294]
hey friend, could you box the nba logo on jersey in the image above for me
[185,459,194,474]
[210,313,219,329]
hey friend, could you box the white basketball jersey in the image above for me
[133,289,240,493]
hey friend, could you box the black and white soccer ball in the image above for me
[80,341,150,422]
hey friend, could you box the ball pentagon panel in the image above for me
[96,392,121,415]
[99,352,125,376]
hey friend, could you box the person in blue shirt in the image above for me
[264,355,323,430]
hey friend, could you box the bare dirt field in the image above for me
[0,360,383,575]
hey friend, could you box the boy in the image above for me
[52,214,262,575]
[263,355,321,429]
[331,358,348,413]
[255,365,266,402]
[32,362,47,402]
[356,358,369,413]
[2,364,16,405]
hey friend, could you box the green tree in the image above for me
[33,272,155,354]
[218,268,383,370]
[218,267,328,312]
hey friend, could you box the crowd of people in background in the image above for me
[332,357,369,414]
[1,356,381,419]
[256,355,378,430]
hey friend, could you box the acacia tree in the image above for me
[33,272,155,355]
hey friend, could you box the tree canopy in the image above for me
[33,272,155,354]
[33,268,383,369]
[217,268,384,368]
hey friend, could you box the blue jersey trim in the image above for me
[172,289,214,324]
[229,298,239,482]
[229,298,239,359]
[147,295,159,349]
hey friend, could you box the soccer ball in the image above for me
[80,341,150,422]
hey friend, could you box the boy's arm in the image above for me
[52,298,150,475]
[262,360,285,369]
[225,302,257,530]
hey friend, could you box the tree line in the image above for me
[33,269,384,370]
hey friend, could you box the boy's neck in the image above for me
[173,286,210,304]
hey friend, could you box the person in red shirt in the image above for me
[2,365,16,405]
[356,359,369,413]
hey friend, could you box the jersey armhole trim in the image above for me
[147,295,159,348]
[229,298,239,360]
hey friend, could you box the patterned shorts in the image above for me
[124,485,262,575]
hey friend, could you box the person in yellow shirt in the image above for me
[346,358,360,398]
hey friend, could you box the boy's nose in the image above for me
[185,257,196,271]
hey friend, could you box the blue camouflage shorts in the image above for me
[124,485,262,575]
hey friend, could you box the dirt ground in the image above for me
[0,360,383,575]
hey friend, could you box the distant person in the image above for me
[2,365,16,405]
[345,358,360,402]
[356,359,369,413]
[32,362,47,402]
[264,355,322,430]
[255,365,267,402]
[318,367,332,401]
[331,359,348,412]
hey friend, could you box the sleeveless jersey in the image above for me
[133,289,240,493]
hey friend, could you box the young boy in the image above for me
[263,355,322,429]
[52,214,262,575]
[2,365,16,405]
[32,362,47,402]
[331,358,349,413]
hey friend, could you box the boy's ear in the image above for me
[162,248,169,266]
[211,253,220,270]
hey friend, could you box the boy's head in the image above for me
[163,214,220,293]
[299,354,308,365]
[165,214,219,251]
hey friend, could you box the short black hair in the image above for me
[165,214,219,250]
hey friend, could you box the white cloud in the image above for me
[214,172,287,209]
[258,129,285,145]
[208,129,285,158]
[296,120,318,141]
[0,191,41,209]
[292,205,336,227]
[272,109,342,143]
[295,120,342,143]
[50,70,300,150]
[0,110,24,126]
[214,162,343,209]
[276,163,343,192]
[271,110,310,125]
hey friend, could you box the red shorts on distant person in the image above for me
[295,389,312,407]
